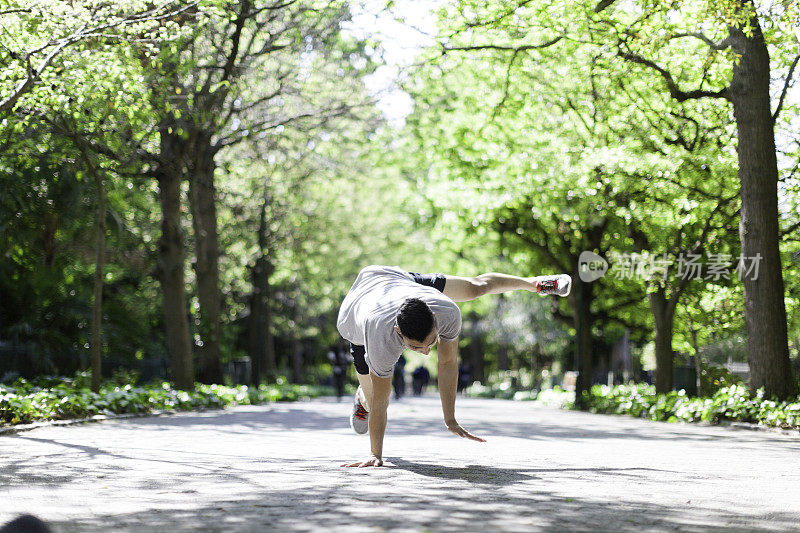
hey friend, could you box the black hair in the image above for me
[396,298,434,342]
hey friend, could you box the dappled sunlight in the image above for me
[3,398,799,531]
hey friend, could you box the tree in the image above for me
[75,139,108,392]
[3,0,202,388]
[0,0,195,112]
[0,0,400,388]
[405,28,665,399]
[133,0,375,384]
[595,0,799,398]
[0,131,92,375]
[590,77,742,393]
[426,0,799,398]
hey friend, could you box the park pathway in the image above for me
[1,395,799,532]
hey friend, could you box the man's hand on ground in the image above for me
[341,455,384,468]
[445,420,486,442]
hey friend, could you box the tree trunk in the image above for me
[728,9,796,399]
[42,213,57,268]
[157,129,195,390]
[291,341,303,384]
[530,345,541,390]
[497,344,509,372]
[188,131,223,384]
[290,295,304,383]
[248,255,276,384]
[649,287,676,394]
[291,336,303,384]
[571,278,594,406]
[467,312,485,383]
[248,268,264,385]
[248,196,276,385]
[495,296,509,371]
[690,325,702,396]
[90,168,106,393]
[264,274,276,380]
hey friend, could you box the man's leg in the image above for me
[350,343,374,410]
[443,273,543,302]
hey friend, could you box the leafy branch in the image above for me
[617,49,730,103]
[773,53,800,123]
[668,32,733,51]
[442,35,563,54]
[0,1,198,113]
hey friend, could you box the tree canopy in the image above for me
[1,0,799,400]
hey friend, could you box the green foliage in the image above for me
[3,0,800,390]
[0,372,328,427]
[699,361,743,395]
[465,368,539,399]
[582,383,800,429]
[0,123,163,374]
[404,0,800,390]
[468,373,800,429]
[0,0,397,380]
[465,372,577,407]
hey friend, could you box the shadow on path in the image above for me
[4,401,800,531]
[42,481,799,532]
[387,458,678,487]
[1,435,257,488]
[387,458,536,485]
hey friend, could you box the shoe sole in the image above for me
[558,275,572,297]
[350,416,368,434]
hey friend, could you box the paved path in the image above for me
[2,396,799,532]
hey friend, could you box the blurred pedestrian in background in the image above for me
[328,343,351,401]
[457,361,472,393]
[412,365,430,396]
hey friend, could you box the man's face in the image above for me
[395,325,438,355]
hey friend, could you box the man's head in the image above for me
[394,298,437,354]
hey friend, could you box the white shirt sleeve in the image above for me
[435,300,462,343]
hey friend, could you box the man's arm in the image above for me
[342,371,392,467]
[367,372,393,461]
[437,338,486,442]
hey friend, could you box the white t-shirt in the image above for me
[336,265,462,377]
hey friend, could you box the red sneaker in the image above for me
[535,274,572,297]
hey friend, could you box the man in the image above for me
[412,365,430,396]
[336,265,571,468]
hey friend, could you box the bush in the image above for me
[0,372,332,427]
[464,369,537,400]
[465,374,800,430]
[699,363,743,395]
[527,387,574,409]
[581,383,799,429]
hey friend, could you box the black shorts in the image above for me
[408,271,447,293]
[349,270,446,375]
[350,343,369,375]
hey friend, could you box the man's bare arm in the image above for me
[437,338,486,442]
[367,372,392,460]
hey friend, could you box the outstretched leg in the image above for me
[443,273,570,302]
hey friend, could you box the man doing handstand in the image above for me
[336,265,571,467]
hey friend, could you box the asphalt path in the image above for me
[2,395,799,532]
